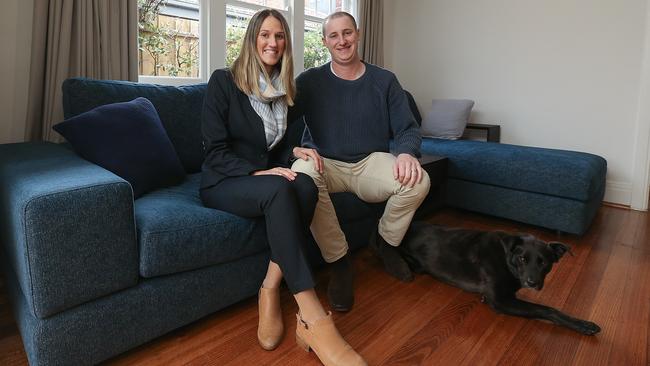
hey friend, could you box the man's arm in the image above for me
[388,76,422,158]
[387,76,423,187]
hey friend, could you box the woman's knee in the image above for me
[266,177,295,199]
[266,176,312,201]
[294,173,318,203]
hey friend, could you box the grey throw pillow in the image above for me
[421,99,474,139]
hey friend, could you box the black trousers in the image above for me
[200,173,318,294]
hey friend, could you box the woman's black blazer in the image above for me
[200,69,294,190]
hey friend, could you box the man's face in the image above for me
[322,16,360,66]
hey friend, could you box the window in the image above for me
[137,0,356,84]
[138,0,201,84]
[305,0,355,19]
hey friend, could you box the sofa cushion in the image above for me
[134,173,268,278]
[421,99,474,139]
[53,97,186,198]
[444,178,604,235]
[62,78,206,174]
[420,138,607,201]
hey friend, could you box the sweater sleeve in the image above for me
[201,70,259,177]
[388,76,422,158]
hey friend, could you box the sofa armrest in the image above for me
[465,123,501,142]
[0,142,138,318]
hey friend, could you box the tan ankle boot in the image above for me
[258,287,283,350]
[295,312,367,366]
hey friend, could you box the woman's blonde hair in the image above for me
[231,9,295,106]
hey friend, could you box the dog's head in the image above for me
[500,233,571,290]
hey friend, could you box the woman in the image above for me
[200,9,365,366]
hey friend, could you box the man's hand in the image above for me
[393,153,422,188]
[252,167,297,181]
[293,147,324,173]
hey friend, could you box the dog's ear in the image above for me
[548,242,572,262]
[500,234,524,254]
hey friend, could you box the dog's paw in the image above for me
[574,320,601,335]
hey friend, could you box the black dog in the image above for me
[393,221,601,335]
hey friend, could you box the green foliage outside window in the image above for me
[303,29,330,70]
[138,0,199,77]
[225,20,248,68]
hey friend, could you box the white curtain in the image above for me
[25,0,138,142]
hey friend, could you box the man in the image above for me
[290,11,430,312]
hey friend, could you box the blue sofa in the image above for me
[419,138,606,235]
[0,78,380,366]
[0,78,606,365]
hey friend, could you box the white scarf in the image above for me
[248,72,288,150]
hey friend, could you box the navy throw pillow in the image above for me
[53,97,186,198]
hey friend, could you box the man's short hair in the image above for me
[322,11,358,37]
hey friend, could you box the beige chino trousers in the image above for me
[292,152,431,263]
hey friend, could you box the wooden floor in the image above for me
[1,205,648,365]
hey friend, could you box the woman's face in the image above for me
[257,16,286,74]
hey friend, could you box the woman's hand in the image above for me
[252,167,297,181]
[293,147,323,173]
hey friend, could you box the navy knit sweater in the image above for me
[292,62,421,163]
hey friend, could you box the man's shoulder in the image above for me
[364,62,398,82]
[296,64,331,94]
[362,63,402,93]
[298,63,329,81]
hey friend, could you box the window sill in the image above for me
[138,75,204,86]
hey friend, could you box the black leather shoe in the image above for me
[369,229,414,282]
[327,253,354,312]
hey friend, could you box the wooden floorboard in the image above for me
[0,205,648,365]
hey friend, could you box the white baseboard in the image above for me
[603,181,632,206]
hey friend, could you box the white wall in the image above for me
[385,0,649,206]
[0,0,33,144]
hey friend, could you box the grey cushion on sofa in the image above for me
[421,99,474,139]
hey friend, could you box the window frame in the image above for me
[138,0,356,85]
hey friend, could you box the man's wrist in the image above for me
[396,152,418,158]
